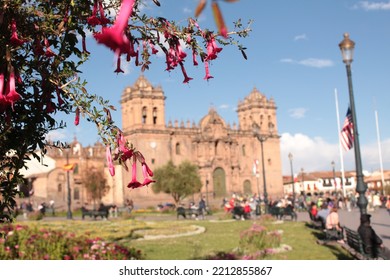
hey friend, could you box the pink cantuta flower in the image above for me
[117,131,127,151]
[98,0,110,25]
[4,70,21,110]
[94,0,136,56]
[82,36,90,54]
[10,19,25,46]
[204,61,213,81]
[179,62,192,83]
[141,163,155,186]
[114,56,124,73]
[127,157,142,189]
[0,73,7,110]
[87,0,101,26]
[74,107,80,126]
[192,49,198,66]
[135,48,139,66]
[149,40,159,54]
[106,146,115,176]
[206,38,222,61]
[44,38,56,57]
[56,87,64,106]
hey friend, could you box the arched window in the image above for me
[175,142,181,155]
[142,106,147,124]
[74,187,80,200]
[243,180,252,194]
[57,183,62,192]
[153,107,157,124]
[242,145,246,156]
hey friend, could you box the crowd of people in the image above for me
[18,199,56,219]
[306,191,390,259]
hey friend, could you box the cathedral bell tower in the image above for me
[120,75,166,132]
[236,87,278,134]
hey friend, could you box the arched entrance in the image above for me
[243,180,252,195]
[213,167,226,197]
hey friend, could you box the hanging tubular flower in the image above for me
[148,40,159,54]
[114,56,124,73]
[205,34,222,61]
[44,38,56,57]
[134,151,154,186]
[192,49,199,66]
[10,19,25,46]
[94,0,136,56]
[74,107,80,126]
[55,87,64,106]
[141,163,156,186]
[211,1,228,38]
[0,73,7,110]
[4,70,21,110]
[127,157,142,189]
[87,0,101,26]
[204,61,213,81]
[106,145,115,176]
[82,36,90,54]
[98,0,110,25]
[179,62,193,84]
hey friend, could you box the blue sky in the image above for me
[49,0,390,176]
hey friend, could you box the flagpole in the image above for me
[335,88,347,197]
[374,108,385,195]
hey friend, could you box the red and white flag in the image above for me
[340,107,354,151]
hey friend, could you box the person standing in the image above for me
[385,195,390,215]
[198,196,207,219]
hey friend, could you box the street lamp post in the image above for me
[288,153,295,206]
[331,161,337,195]
[339,33,368,216]
[252,123,271,214]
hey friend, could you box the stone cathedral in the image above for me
[23,75,284,209]
[120,75,283,206]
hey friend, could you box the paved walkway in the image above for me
[296,207,390,248]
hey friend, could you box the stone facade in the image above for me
[21,75,284,209]
[119,75,284,207]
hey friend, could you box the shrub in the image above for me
[0,224,142,260]
[238,223,282,259]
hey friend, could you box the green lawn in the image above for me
[15,212,353,260]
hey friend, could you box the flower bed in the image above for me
[0,224,142,260]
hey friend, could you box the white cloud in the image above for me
[183,7,192,14]
[280,58,334,68]
[280,133,390,175]
[294,34,308,41]
[354,1,390,10]
[288,108,307,119]
[219,104,230,110]
[46,130,68,142]
[298,58,334,68]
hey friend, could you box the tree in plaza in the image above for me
[82,168,110,208]
[151,160,202,205]
[0,0,251,222]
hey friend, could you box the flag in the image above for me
[340,107,354,151]
[63,163,75,171]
